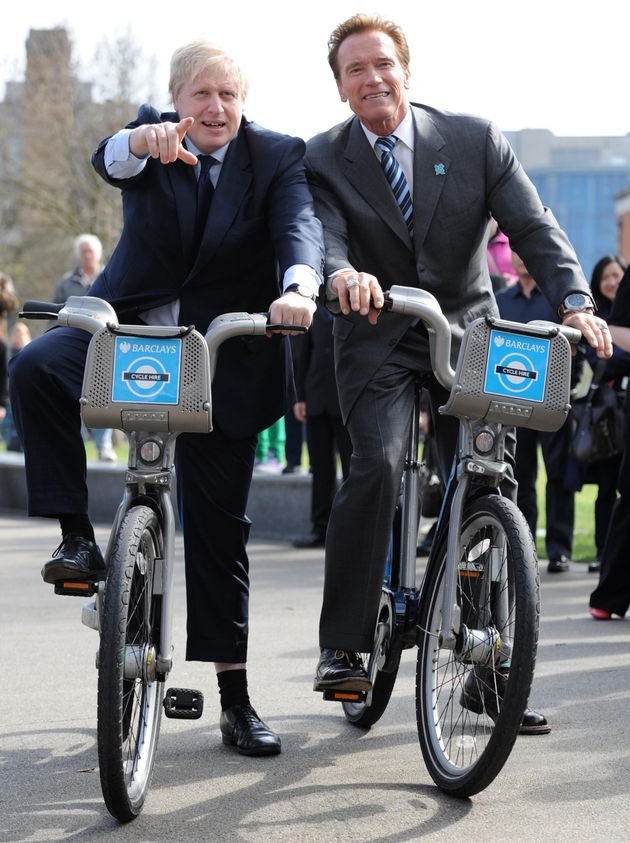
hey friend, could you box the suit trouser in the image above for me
[319,327,462,652]
[10,326,257,663]
[590,394,630,617]
[513,426,574,560]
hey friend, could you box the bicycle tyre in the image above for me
[97,505,164,822]
[416,494,538,797]
[343,591,401,728]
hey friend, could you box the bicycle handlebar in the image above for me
[20,297,309,383]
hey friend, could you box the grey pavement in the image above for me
[1,511,629,842]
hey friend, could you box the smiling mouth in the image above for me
[202,121,225,128]
[363,92,389,100]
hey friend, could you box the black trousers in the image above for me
[514,425,574,560]
[10,326,257,663]
[590,392,630,617]
[307,413,352,535]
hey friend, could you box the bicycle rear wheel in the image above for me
[97,505,164,822]
[416,494,538,797]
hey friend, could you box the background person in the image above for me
[497,251,579,574]
[10,39,323,757]
[53,234,116,462]
[292,303,352,548]
[570,255,629,573]
[590,264,630,620]
[304,13,610,735]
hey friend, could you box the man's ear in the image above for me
[336,79,347,103]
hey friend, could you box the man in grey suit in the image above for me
[306,13,611,734]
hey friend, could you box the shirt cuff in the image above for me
[104,129,149,179]
[282,265,322,297]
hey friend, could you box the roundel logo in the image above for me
[122,355,170,399]
[494,349,538,394]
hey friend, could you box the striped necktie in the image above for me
[375,135,413,236]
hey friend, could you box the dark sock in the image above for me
[58,515,95,544]
[217,669,250,711]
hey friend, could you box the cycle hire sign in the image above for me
[483,330,550,404]
[112,336,182,405]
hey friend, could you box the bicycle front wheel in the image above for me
[416,494,538,797]
[97,505,164,822]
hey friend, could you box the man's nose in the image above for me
[205,93,223,111]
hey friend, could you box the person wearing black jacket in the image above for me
[590,264,630,619]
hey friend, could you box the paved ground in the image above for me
[1,512,629,841]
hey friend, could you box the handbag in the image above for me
[569,360,625,463]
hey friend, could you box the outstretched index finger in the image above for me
[176,117,197,165]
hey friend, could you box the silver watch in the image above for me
[284,283,317,302]
[558,292,595,319]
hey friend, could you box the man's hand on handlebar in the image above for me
[267,292,316,336]
[562,311,613,359]
[331,270,385,326]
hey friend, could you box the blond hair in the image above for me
[169,39,248,101]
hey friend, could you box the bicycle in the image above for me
[321,285,580,797]
[20,295,302,822]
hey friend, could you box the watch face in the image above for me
[565,293,590,309]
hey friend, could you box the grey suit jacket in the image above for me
[305,102,590,421]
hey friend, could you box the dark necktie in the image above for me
[193,154,216,251]
[375,135,413,236]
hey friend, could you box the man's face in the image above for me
[336,29,410,135]
[78,243,98,274]
[173,68,244,154]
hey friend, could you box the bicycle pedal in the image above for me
[54,580,99,597]
[163,688,204,719]
[322,689,367,703]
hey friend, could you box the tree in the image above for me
[0,28,158,306]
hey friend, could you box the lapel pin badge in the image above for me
[433,163,446,176]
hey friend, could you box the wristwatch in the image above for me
[558,292,595,319]
[284,283,317,302]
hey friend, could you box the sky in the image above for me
[2,0,628,141]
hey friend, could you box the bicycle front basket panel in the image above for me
[440,317,572,432]
[80,325,212,434]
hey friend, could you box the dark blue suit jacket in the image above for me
[91,104,324,438]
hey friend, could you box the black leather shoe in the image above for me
[313,648,371,692]
[41,535,106,584]
[293,532,326,549]
[547,555,571,573]
[460,669,551,735]
[219,704,281,756]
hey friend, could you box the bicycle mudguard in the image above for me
[440,316,572,432]
[80,325,212,434]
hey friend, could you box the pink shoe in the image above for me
[589,607,612,620]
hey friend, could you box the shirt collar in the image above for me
[185,137,230,164]
[360,107,415,153]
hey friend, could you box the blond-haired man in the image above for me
[11,40,324,756]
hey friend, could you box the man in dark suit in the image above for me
[10,40,323,756]
[305,14,611,733]
[292,304,352,548]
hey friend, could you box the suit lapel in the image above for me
[411,106,450,249]
[342,119,412,248]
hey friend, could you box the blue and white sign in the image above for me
[483,330,550,403]
[112,336,182,405]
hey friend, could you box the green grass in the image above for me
[1,436,601,562]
